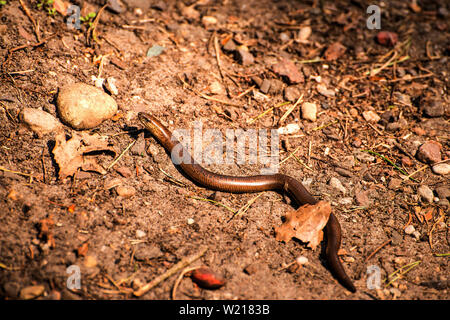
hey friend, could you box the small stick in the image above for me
[171,266,199,300]
[364,239,391,262]
[278,94,303,124]
[228,192,264,222]
[133,246,208,297]
[19,0,40,42]
[106,140,135,171]
[213,34,230,97]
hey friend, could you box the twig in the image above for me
[178,75,241,107]
[188,196,236,214]
[385,260,421,288]
[278,94,303,124]
[133,246,208,297]
[247,101,291,124]
[364,239,391,262]
[87,4,107,46]
[228,193,264,222]
[171,266,199,300]
[19,0,40,42]
[362,149,418,182]
[106,140,135,171]
[213,34,230,97]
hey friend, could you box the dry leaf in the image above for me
[53,0,70,16]
[275,201,331,250]
[52,132,115,179]
[324,42,347,61]
[272,58,304,84]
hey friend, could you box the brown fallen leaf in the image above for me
[275,201,331,250]
[324,42,347,61]
[272,58,304,84]
[52,131,115,180]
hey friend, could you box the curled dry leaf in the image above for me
[275,201,331,250]
[52,132,116,179]
[191,266,226,289]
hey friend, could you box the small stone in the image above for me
[284,86,301,102]
[355,151,375,163]
[412,127,426,136]
[362,110,380,123]
[57,83,118,130]
[116,185,136,198]
[272,58,304,84]
[83,255,98,268]
[417,185,434,203]
[259,79,271,94]
[244,263,259,275]
[339,197,353,205]
[412,231,421,240]
[135,230,146,238]
[277,123,300,135]
[236,45,254,66]
[279,32,291,43]
[301,102,317,121]
[187,218,195,225]
[422,100,444,118]
[355,189,371,207]
[105,77,119,95]
[116,167,133,178]
[401,156,413,167]
[416,141,441,164]
[404,225,415,235]
[104,177,123,190]
[316,83,335,98]
[432,163,450,176]
[329,177,346,194]
[20,108,63,136]
[269,79,284,94]
[435,186,450,200]
[19,285,45,300]
[388,178,402,190]
[223,38,237,52]
[298,26,312,41]
[209,80,226,95]
[201,16,218,27]
[296,256,309,265]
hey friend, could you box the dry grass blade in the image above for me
[133,246,208,297]
[278,94,303,124]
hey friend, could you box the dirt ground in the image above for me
[0,0,448,300]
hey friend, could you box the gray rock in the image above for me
[20,108,63,136]
[328,177,346,194]
[57,83,118,130]
[417,185,434,203]
[432,163,450,176]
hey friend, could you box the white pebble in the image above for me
[187,218,195,225]
[277,123,300,135]
[296,256,309,265]
[135,230,146,238]
[417,185,434,203]
[301,102,317,121]
[404,225,415,235]
[432,163,450,176]
[362,110,380,123]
